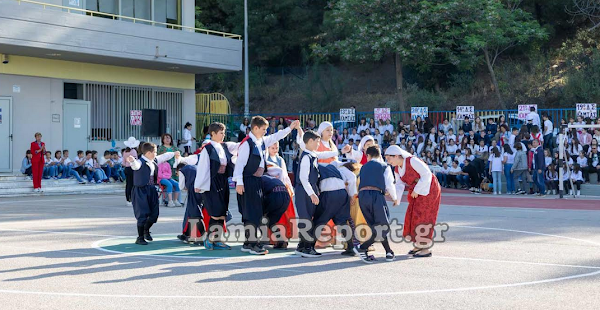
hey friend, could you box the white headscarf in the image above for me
[385,145,413,159]
[358,135,375,152]
[317,121,333,136]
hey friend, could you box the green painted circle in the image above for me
[96,235,336,258]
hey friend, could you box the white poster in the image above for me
[374,108,391,122]
[339,108,356,122]
[74,118,81,128]
[12,85,20,93]
[576,103,597,119]
[130,110,142,126]
[456,106,474,120]
[518,104,538,121]
[411,107,428,120]
[69,0,80,6]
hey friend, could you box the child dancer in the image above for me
[353,146,399,263]
[261,174,292,249]
[385,145,441,258]
[233,117,300,255]
[176,163,205,245]
[127,142,179,245]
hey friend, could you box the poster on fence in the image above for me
[518,104,537,121]
[339,108,356,122]
[456,106,474,120]
[130,110,142,126]
[576,103,597,119]
[411,107,428,120]
[374,108,391,122]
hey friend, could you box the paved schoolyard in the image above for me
[0,193,599,310]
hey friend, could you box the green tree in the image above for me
[313,0,461,111]
[446,0,547,107]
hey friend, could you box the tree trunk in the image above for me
[395,53,406,112]
[483,49,504,108]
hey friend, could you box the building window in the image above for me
[86,0,118,17]
[121,0,151,22]
[84,83,182,141]
[155,0,181,27]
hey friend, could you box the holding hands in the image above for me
[289,120,301,130]
[341,145,352,154]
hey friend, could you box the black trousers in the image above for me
[124,167,134,202]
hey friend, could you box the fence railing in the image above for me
[13,0,242,39]
[196,108,598,139]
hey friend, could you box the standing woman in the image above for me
[157,133,179,181]
[122,137,140,207]
[385,145,441,257]
[503,144,515,194]
[30,132,46,192]
[182,122,195,154]
[239,118,249,142]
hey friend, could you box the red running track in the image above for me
[438,188,600,211]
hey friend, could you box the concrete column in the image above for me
[181,0,195,32]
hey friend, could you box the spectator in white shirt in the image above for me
[542,114,554,152]
[526,107,541,130]
[570,164,584,196]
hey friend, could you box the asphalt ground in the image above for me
[0,192,599,310]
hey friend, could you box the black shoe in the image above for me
[294,244,304,255]
[144,230,153,242]
[408,249,422,255]
[413,252,432,258]
[386,252,395,262]
[341,248,356,256]
[353,246,373,264]
[273,241,288,250]
[177,234,189,243]
[241,243,252,253]
[135,237,148,245]
[249,244,268,255]
[301,247,322,258]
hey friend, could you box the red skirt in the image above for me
[403,176,441,240]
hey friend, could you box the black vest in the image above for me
[359,160,387,192]
[261,175,285,195]
[205,143,234,178]
[296,151,319,195]
[318,164,343,182]
[242,138,266,177]
[133,157,158,187]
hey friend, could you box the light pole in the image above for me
[244,0,249,117]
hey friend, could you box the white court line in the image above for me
[1,226,600,298]
[434,256,600,270]
[0,270,598,299]
[0,228,127,238]
[503,209,546,213]
[0,196,121,205]
[454,225,600,247]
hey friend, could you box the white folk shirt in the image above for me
[233,128,292,186]
[394,156,432,200]
[319,165,358,197]
[176,142,238,192]
[130,153,175,175]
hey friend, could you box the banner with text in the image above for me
[374,108,391,122]
[456,106,474,120]
[339,108,356,122]
[411,107,428,120]
[576,103,597,119]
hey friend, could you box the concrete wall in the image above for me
[0,74,63,173]
[0,72,195,174]
[0,0,242,73]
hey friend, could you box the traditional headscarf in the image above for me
[317,121,333,136]
[358,135,375,152]
[385,145,413,158]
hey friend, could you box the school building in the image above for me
[0,0,242,173]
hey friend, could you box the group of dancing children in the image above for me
[127,116,441,263]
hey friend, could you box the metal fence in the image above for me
[197,108,598,139]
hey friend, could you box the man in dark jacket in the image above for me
[529,139,546,196]
[461,153,487,194]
